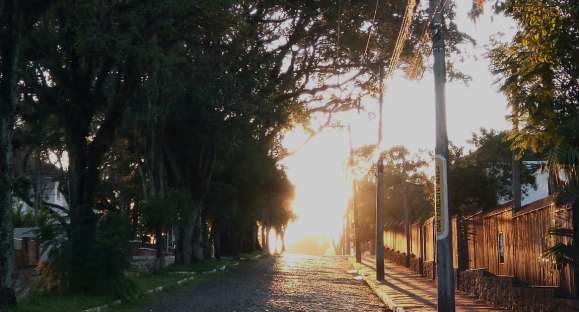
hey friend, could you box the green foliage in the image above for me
[140,194,177,233]
[490,0,579,200]
[380,146,432,222]
[11,202,36,228]
[543,226,579,268]
[351,146,432,240]
[448,129,537,215]
[90,213,136,299]
[543,242,578,268]
[349,178,377,243]
[2,0,474,299]
[38,212,135,299]
[489,1,579,268]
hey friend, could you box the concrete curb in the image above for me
[81,256,261,312]
[350,260,406,312]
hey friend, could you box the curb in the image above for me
[81,254,263,312]
[350,260,406,312]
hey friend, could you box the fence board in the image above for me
[380,196,575,295]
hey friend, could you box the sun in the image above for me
[281,127,353,251]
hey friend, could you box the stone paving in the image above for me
[138,254,388,312]
[355,257,504,312]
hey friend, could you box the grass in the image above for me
[6,293,113,312]
[4,253,267,312]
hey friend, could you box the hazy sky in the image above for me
[281,1,519,246]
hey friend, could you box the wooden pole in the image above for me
[375,65,385,281]
[431,0,455,310]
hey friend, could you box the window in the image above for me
[498,232,505,264]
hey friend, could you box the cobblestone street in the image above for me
[138,255,388,312]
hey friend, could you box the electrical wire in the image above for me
[363,0,380,62]
[407,0,450,79]
[384,0,417,80]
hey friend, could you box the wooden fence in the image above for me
[382,196,576,295]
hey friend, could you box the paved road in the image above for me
[138,254,388,312]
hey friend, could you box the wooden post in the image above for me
[431,0,455,310]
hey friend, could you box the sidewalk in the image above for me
[353,257,504,311]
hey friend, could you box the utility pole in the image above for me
[511,106,521,212]
[375,65,385,281]
[512,154,521,211]
[344,212,350,255]
[353,180,361,263]
[348,125,362,263]
[431,0,455,311]
[403,191,410,267]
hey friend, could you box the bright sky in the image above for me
[281,1,518,248]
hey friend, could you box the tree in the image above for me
[0,0,55,305]
[447,129,536,215]
[489,0,579,292]
[381,146,432,223]
[349,145,432,251]
[0,0,473,301]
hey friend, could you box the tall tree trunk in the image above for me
[201,210,211,259]
[212,221,221,260]
[154,227,165,272]
[181,207,199,265]
[280,227,286,253]
[174,226,184,264]
[68,147,99,292]
[0,0,20,305]
[252,222,259,251]
[260,225,266,250]
[573,200,579,296]
[192,212,204,261]
[265,227,271,253]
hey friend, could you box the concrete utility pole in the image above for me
[375,65,385,281]
[430,0,455,311]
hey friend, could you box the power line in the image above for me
[363,0,380,62]
[384,0,417,80]
[407,0,450,80]
[378,0,417,146]
[336,0,342,89]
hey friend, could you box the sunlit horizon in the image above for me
[280,0,516,253]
